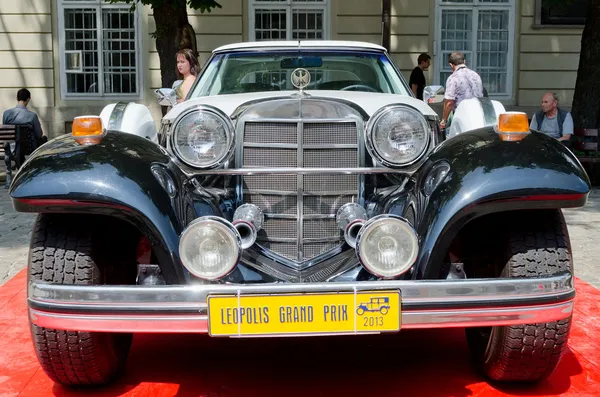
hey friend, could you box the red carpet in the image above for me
[1,269,600,397]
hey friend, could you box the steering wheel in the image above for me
[341,84,379,92]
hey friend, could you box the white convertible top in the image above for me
[213,40,387,53]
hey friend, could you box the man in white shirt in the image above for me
[440,52,484,130]
[529,92,573,141]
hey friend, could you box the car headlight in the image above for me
[172,106,234,168]
[179,217,241,280]
[366,105,430,167]
[355,215,419,278]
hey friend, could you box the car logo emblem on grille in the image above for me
[291,68,311,90]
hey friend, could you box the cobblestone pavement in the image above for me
[0,188,36,286]
[0,188,598,288]
[563,188,600,289]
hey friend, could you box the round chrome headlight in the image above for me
[179,217,241,280]
[366,105,430,167]
[355,215,419,278]
[172,107,234,168]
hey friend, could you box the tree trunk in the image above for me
[571,0,600,129]
[152,1,197,115]
[381,0,391,52]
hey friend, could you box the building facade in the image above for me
[0,0,587,137]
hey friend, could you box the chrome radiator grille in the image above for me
[241,121,360,262]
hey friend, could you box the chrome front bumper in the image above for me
[28,273,575,335]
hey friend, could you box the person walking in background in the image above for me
[440,51,484,130]
[530,92,573,142]
[173,48,200,103]
[409,53,431,100]
[2,88,44,141]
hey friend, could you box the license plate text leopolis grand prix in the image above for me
[207,291,401,336]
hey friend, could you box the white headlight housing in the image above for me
[366,105,430,167]
[355,215,419,278]
[179,217,241,280]
[172,106,234,168]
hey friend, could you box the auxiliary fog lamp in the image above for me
[355,215,419,278]
[179,217,242,280]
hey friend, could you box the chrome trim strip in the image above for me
[245,189,298,196]
[194,167,402,176]
[257,237,297,243]
[303,237,341,243]
[356,115,366,207]
[479,97,498,126]
[29,301,573,334]
[257,236,341,243]
[264,213,336,220]
[238,117,365,124]
[245,189,358,197]
[307,144,359,149]
[28,273,575,333]
[29,273,573,308]
[243,142,298,149]
[243,143,359,150]
[107,102,129,131]
[240,116,362,124]
[234,114,244,205]
[401,302,573,329]
[262,214,299,219]
[297,117,304,261]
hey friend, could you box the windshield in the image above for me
[189,50,411,98]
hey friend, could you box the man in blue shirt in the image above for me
[2,88,45,140]
[529,92,573,141]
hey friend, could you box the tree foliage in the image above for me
[543,0,600,129]
[106,0,221,110]
[106,0,221,13]
[571,0,600,129]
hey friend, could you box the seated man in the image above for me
[529,92,573,141]
[2,88,45,143]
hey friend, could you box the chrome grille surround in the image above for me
[241,248,360,283]
[234,97,365,269]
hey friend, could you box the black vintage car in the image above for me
[10,41,590,386]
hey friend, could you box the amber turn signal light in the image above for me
[495,112,530,142]
[72,116,105,145]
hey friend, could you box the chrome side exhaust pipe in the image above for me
[344,220,365,249]
[233,204,264,249]
[336,203,367,249]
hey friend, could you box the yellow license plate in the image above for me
[207,290,401,337]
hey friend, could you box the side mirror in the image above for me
[423,85,445,104]
[155,88,178,107]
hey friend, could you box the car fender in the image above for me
[99,102,158,143]
[8,131,202,283]
[411,127,590,279]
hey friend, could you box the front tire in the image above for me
[28,214,134,386]
[466,210,573,383]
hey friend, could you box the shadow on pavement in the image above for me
[50,329,582,397]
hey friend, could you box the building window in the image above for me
[435,0,515,98]
[58,0,140,98]
[535,0,587,26]
[248,0,329,41]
